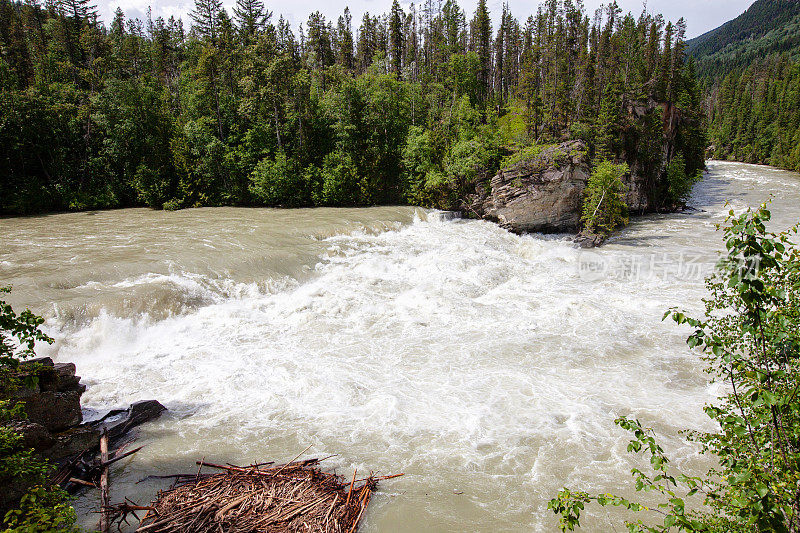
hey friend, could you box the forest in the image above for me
[692,0,800,171]
[704,57,800,171]
[0,0,706,215]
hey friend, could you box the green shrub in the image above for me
[494,102,528,148]
[162,198,182,211]
[581,161,629,236]
[319,150,361,206]
[666,154,702,206]
[249,151,303,206]
[401,126,438,205]
[501,144,552,168]
[0,288,77,531]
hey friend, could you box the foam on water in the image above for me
[46,210,714,530]
[6,162,800,531]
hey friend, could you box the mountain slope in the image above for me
[693,0,800,171]
[688,0,800,76]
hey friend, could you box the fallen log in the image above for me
[52,401,165,493]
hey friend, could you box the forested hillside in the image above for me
[688,0,800,76]
[0,0,704,215]
[691,0,800,170]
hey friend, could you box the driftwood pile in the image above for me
[127,457,402,533]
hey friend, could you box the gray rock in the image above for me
[574,232,607,249]
[92,400,167,440]
[35,362,84,393]
[466,140,591,233]
[19,390,83,433]
[0,359,167,515]
[8,358,86,433]
[44,425,102,461]
[6,420,55,450]
[21,357,54,368]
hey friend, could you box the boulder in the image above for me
[11,360,85,432]
[574,231,607,249]
[466,140,591,234]
[1,358,167,515]
[91,400,167,440]
[19,390,83,432]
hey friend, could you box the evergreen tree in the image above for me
[59,0,96,22]
[190,0,223,41]
[470,0,491,106]
[233,0,271,45]
[337,8,354,70]
[389,0,404,78]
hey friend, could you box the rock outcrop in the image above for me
[574,231,607,249]
[465,140,590,234]
[11,358,86,434]
[465,94,692,238]
[1,358,166,512]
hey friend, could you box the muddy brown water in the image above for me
[2,162,800,531]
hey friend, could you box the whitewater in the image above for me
[2,161,799,531]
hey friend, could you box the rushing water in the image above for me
[2,161,800,531]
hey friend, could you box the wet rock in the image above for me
[574,232,607,249]
[20,390,83,432]
[91,400,167,440]
[465,140,591,234]
[21,356,54,367]
[52,363,83,392]
[1,359,167,515]
[12,359,85,432]
[44,425,102,461]
[7,420,55,450]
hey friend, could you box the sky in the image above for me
[95,0,754,39]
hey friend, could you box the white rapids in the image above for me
[1,161,799,531]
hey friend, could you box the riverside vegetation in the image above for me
[0,287,78,531]
[549,203,800,532]
[0,0,705,240]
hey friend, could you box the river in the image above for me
[1,161,799,531]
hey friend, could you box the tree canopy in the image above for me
[0,0,704,215]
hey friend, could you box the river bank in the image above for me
[2,161,799,531]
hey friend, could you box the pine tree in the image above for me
[191,0,223,41]
[442,0,464,56]
[337,7,354,70]
[356,12,376,72]
[58,0,96,22]
[110,7,125,37]
[595,81,623,161]
[306,11,333,70]
[389,0,404,78]
[234,0,271,45]
[470,0,491,105]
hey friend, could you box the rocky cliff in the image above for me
[7,358,96,460]
[623,97,682,213]
[465,140,591,234]
[465,96,687,236]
